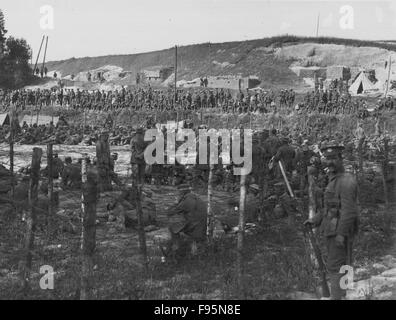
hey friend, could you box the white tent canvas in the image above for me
[0,113,10,126]
[349,72,378,96]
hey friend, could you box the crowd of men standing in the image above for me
[2,82,393,116]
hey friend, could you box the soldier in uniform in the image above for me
[130,127,146,185]
[52,153,64,179]
[167,183,207,252]
[266,129,281,158]
[304,142,359,300]
[295,141,315,194]
[109,152,122,186]
[109,186,157,229]
[354,122,365,146]
[13,175,30,218]
[273,136,296,178]
[62,157,82,189]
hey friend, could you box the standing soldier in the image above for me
[354,122,366,171]
[304,142,359,300]
[295,141,315,194]
[273,137,296,177]
[51,153,64,179]
[130,127,146,185]
[288,89,295,109]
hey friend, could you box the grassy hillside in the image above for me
[44,35,396,89]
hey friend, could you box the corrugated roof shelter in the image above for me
[291,66,326,79]
[327,66,351,81]
[20,115,59,126]
[0,113,10,126]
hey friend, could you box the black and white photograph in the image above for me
[0,0,396,304]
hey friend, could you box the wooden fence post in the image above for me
[9,106,15,200]
[96,132,112,192]
[307,165,320,267]
[134,164,148,269]
[357,138,364,173]
[206,164,214,242]
[21,147,42,293]
[307,167,316,221]
[382,136,390,207]
[237,173,247,299]
[80,156,98,300]
[47,143,53,233]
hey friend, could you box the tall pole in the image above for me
[33,35,45,75]
[174,45,178,107]
[22,148,42,293]
[385,56,392,98]
[42,36,49,77]
[82,110,86,144]
[9,105,14,199]
[316,13,320,38]
[208,42,211,76]
[80,155,98,300]
[207,164,214,243]
[47,143,53,235]
[36,108,40,125]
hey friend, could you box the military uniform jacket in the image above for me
[274,145,296,172]
[130,133,146,164]
[175,193,207,224]
[172,192,207,240]
[313,172,359,238]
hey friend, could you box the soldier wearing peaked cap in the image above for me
[136,127,144,134]
[305,142,359,300]
[273,136,296,177]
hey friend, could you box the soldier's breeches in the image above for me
[329,273,346,300]
[326,236,350,272]
[326,236,350,300]
[132,164,146,184]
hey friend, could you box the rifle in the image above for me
[304,223,330,298]
[277,157,330,297]
[278,160,294,198]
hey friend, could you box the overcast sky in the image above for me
[1,0,396,61]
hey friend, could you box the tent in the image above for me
[349,72,378,96]
[0,113,10,126]
[20,115,59,127]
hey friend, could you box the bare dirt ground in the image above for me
[0,143,131,176]
[0,159,395,299]
[0,108,395,300]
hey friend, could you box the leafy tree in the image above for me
[0,9,7,55]
[0,9,32,88]
[2,37,32,88]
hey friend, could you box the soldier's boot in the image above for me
[329,273,347,300]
